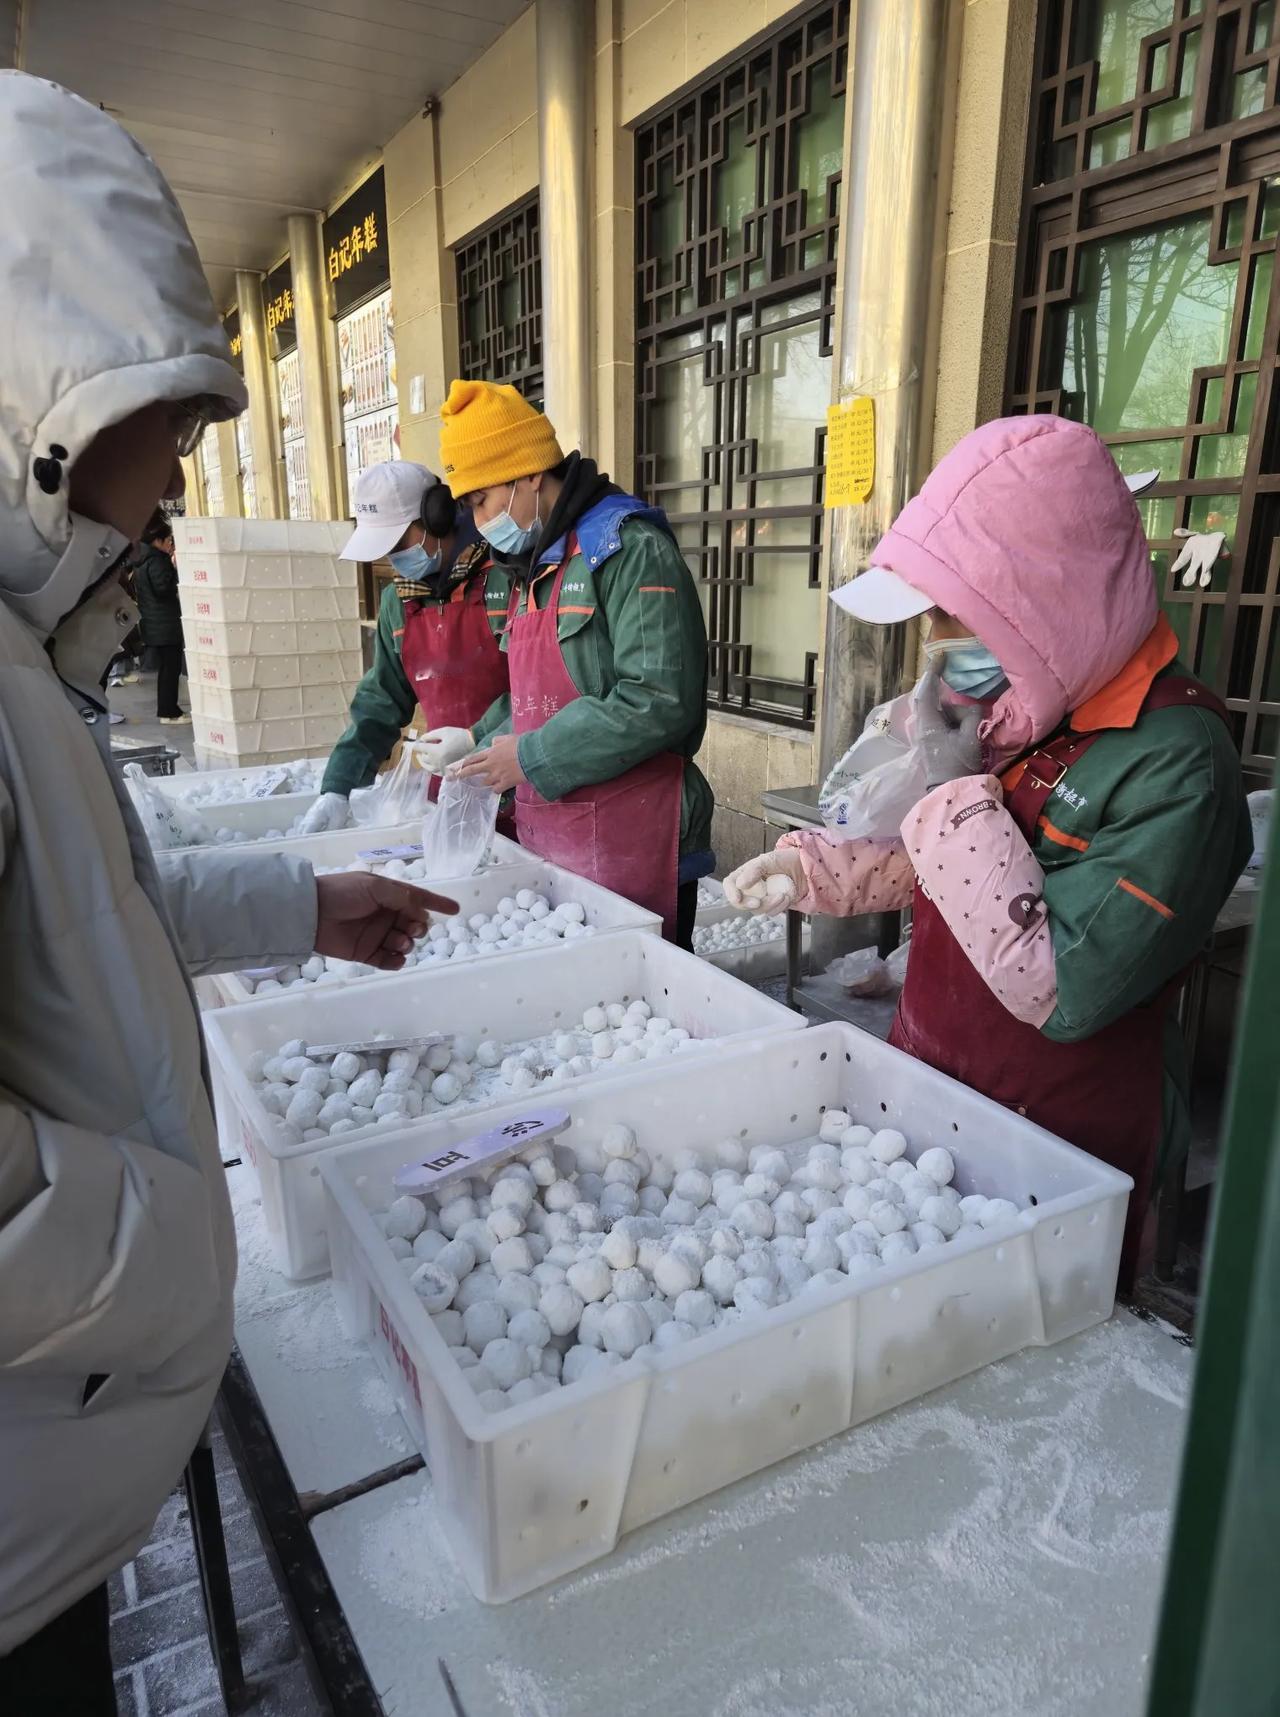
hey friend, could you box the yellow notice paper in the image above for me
[825,397,875,507]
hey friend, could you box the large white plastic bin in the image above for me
[213,856,662,1004]
[205,933,801,1279]
[320,1021,1130,1604]
[155,758,327,803]
[203,820,527,868]
[159,794,321,847]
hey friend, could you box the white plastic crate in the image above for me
[157,758,327,803]
[163,793,320,846]
[320,1020,1130,1604]
[212,856,663,1005]
[209,820,527,868]
[204,933,801,1279]
[180,582,359,626]
[174,515,351,561]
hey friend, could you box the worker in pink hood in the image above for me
[727,417,1250,1281]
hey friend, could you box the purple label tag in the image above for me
[393,1109,570,1195]
[358,843,424,862]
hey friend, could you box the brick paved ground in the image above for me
[107,1420,323,1717]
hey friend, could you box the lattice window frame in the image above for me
[1008,0,1280,774]
[635,2,850,729]
[454,195,543,403]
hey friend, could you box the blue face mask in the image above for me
[388,541,441,580]
[925,635,1008,701]
[478,482,540,556]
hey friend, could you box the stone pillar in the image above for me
[537,0,594,453]
[287,212,341,519]
[235,270,284,518]
[814,0,959,967]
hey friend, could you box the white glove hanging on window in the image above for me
[1172,528,1226,589]
[723,848,807,914]
[419,727,475,773]
[299,791,351,835]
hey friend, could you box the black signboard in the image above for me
[323,167,390,317]
[223,307,243,375]
[266,258,297,358]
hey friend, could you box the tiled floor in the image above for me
[103,666,197,763]
[107,1421,322,1717]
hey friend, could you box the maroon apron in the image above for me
[504,540,683,937]
[400,574,510,811]
[889,677,1229,1280]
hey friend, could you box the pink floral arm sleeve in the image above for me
[900,775,1058,1027]
[775,829,916,916]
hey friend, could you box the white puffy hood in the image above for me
[0,72,247,635]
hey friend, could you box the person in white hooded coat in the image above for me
[0,73,453,1709]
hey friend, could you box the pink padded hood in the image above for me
[871,416,1157,760]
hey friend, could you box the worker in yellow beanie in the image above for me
[435,378,714,945]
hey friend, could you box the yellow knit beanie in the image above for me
[438,379,564,498]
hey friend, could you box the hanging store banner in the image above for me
[266,258,297,358]
[324,167,390,317]
[223,307,243,376]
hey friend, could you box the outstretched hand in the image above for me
[313,873,458,970]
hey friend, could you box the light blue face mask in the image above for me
[478,482,540,556]
[924,634,1008,701]
[388,540,441,579]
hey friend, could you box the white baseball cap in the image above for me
[341,460,437,562]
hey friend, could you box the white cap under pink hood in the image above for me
[868,415,1158,761]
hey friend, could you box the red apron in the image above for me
[889,676,1229,1282]
[504,543,683,937]
[400,574,509,809]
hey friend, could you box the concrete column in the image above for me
[813,0,959,968]
[537,0,594,454]
[213,420,244,517]
[235,270,284,518]
[287,212,341,519]
[821,0,959,771]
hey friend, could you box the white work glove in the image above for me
[914,669,984,791]
[419,726,475,773]
[299,791,351,835]
[1172,528,1226,589]
[723,847,808,914]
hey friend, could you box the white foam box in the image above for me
[174,515,352,583]
[203,933,802,1280]
[180,582,360,626]
[189,680,359,725]
[186,618,361,660]
[189,643,363,687]
[195,739,333,771]
[212,855,663,1005]
[192,710,349,763]
[320,1020,1131,1604]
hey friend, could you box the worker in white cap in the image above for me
[301,459,512,833]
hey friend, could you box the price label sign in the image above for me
[358,843,424,863]
[825,396,876,507]
[393,1109,570,1196]
[246,767,292,800]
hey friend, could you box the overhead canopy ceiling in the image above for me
[17,0,530,311]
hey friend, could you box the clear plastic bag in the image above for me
[349,738,434,829]
[122,763,213,850]
[818,680,929,838]
[420,773,499,880]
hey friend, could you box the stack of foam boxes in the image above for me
[173,518,362,770]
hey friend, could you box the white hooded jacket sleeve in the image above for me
[0,71,306,1651]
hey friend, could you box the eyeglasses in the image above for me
[173,398,216,459]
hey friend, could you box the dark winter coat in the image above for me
[131,543,184,648]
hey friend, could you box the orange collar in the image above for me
[999,614,1180,793]
[1069,612,1179,733]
